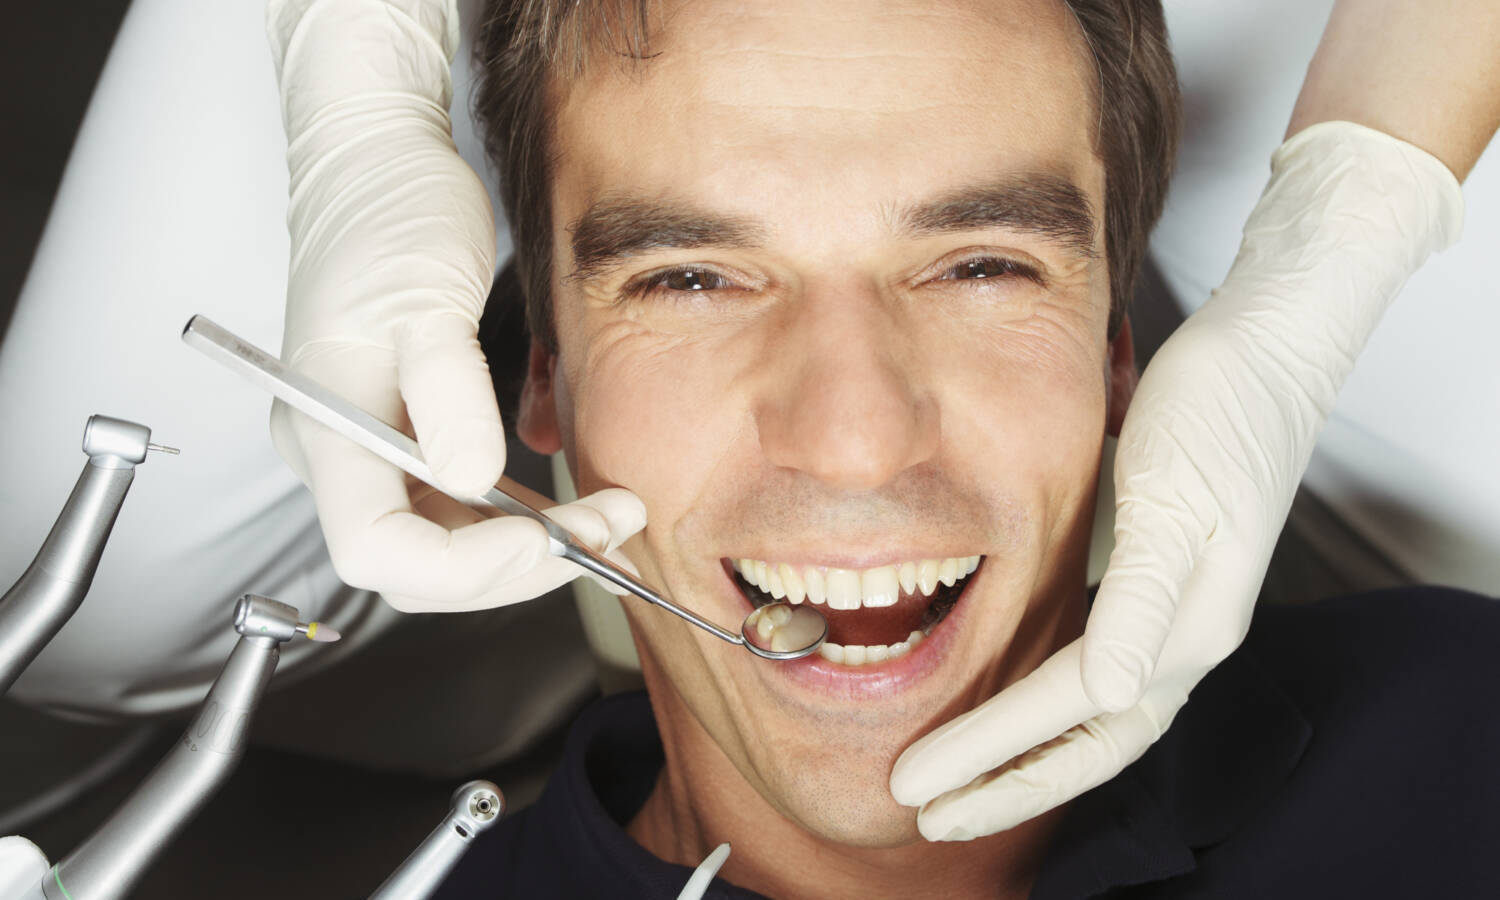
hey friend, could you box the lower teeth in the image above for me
[817,630,926,666]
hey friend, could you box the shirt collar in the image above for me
[539,691,768,899]
[541,641,1310,900]
[1031,649,1312,899]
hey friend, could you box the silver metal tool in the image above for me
[0,415,177,696]
[36,595,338,900]
[181,315,827,661]
[368,780,504,899]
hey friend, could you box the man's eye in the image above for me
[619,266,743,305]
[941,256,1038,283]
[656,268,730,292]
[620,267,735,304]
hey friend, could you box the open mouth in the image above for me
[726,556,983,666]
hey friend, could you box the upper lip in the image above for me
[721,551,977,568]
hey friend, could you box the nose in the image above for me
[754,279,939,490]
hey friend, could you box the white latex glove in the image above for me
[265,0,644,611]
[890,121,1464,840]
[0,836,48,897]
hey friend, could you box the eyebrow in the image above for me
[897,174,1099,259]
[566,173,1098,281]
[568,197,765,281]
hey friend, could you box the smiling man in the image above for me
[432,0,1499,898]
[461,0,1147,893]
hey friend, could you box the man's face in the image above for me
[520,0,1133,847]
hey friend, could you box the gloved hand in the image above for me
[890,121,1464,839]
[266,0,644,612]
[0,835,48,896]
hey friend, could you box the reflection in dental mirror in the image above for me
[741,602,827,659]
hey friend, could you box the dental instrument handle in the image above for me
[368,781,504,900]
[41,596,332,900]
[183,316,546,527]
[0,415,170,697]
[558,541,743,645]
[182,315,749,649]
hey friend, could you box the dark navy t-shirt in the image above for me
[437,587,1500,898]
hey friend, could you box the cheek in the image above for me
[931,302,1110,508]
[560,318,754,504]
[942,289,1106,398]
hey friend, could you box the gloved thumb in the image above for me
[1081,496,1197,712]
[398,312,508,498]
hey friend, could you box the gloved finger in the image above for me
[914,700,1173,841]
[417,542,643,612]
[558,487,648,551]
[269,396,312,485]
[1148,533,1266,678]
[382,491,574,612]
[411,483,486,530]
[543,495,614,552]
[542,493,646,596]
[355,509,561,611]
[393,485,645,607]
[397,312,508,498]
[397,489,645,608]
[585,544,643,596]
[297,413,553,606]
[569,488,648,596]
[414,483,646,559]
[890,640,1096,807]
[1081,492,1204,713]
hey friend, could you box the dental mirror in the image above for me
[183,316,829,661]
[741,602,829,659]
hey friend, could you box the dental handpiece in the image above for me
[37,596,338,900]
[368,780,504,900]
[0,415,177,697]
[181,315,826,661]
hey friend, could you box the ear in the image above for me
[1105,316,1138,437]
[517,340,563,455]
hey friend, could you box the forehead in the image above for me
[552,0,1101,245]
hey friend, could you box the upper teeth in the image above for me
[732,556,981,610]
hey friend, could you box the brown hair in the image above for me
[473,0,1179,348]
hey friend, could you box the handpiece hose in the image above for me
[0,416,174,696]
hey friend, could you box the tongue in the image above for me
[821,594,930,646]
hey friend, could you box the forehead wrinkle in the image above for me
[566,195,767,281]
[895,174,1100,259]
[631,3,1087,119]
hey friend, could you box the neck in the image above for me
[629,768,1065,900]
[628,588,1086,900]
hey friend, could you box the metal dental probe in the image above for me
[181,315,827,661]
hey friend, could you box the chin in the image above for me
[769,746,926,849]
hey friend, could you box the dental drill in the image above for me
[16,595,339,900]
[368,780,504,899]
[0,415,177,696]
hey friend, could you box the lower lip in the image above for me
[724,565,980,698]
